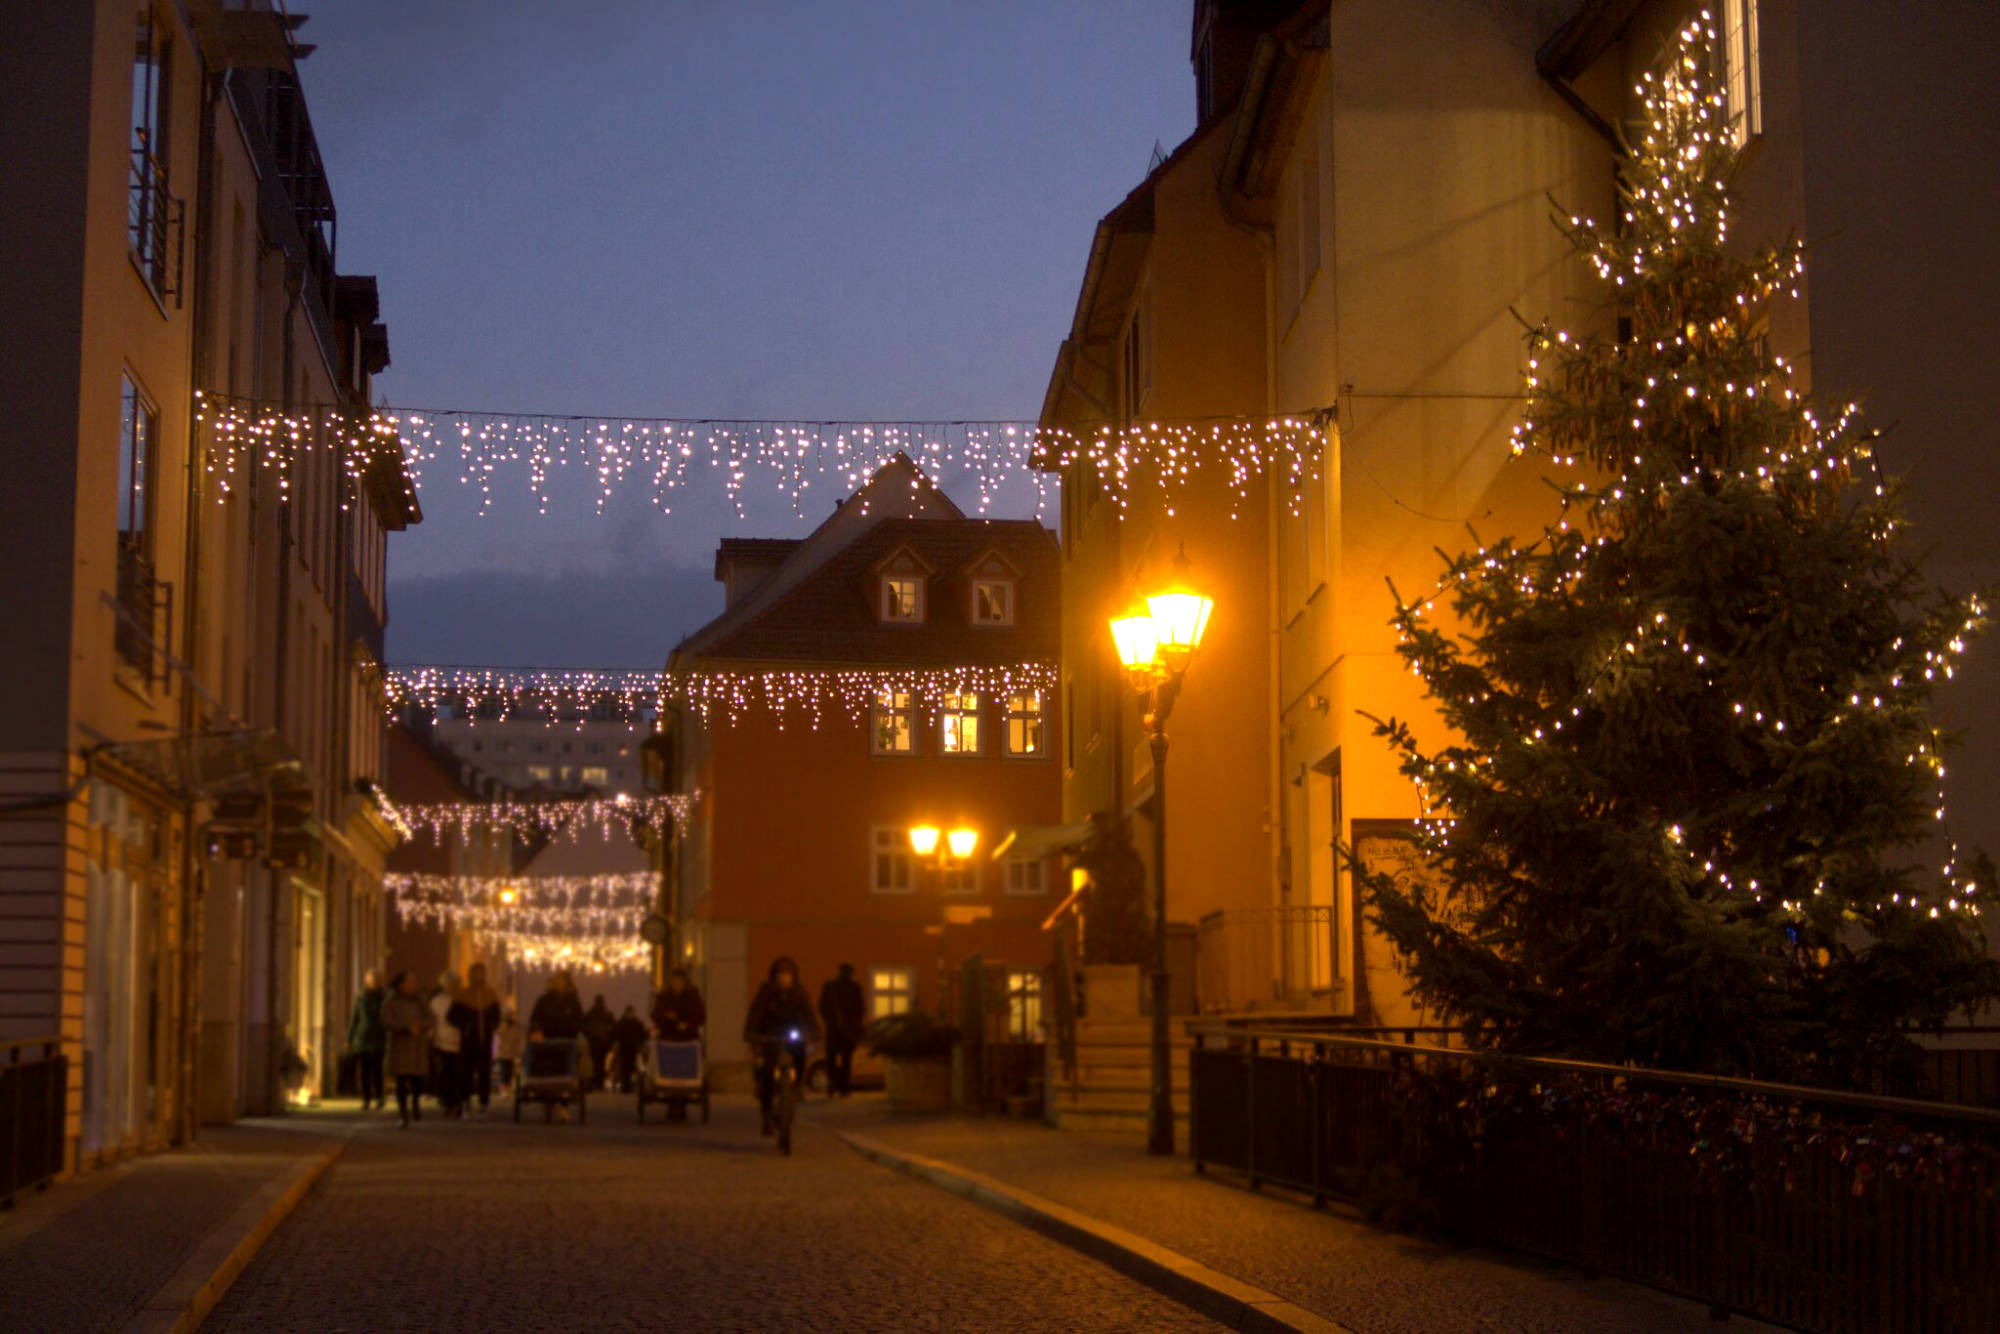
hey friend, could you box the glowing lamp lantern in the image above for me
[1110,608,1163,678]
[908,825,942,858]
[498,885,519,906]
[1146,546,1214,672]
[946,827,978,861]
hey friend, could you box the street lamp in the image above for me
[909,825,978,1014]
[1107,542,1213,1156]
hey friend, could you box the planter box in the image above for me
[883,1056,951,1112]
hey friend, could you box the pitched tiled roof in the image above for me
[685,517,1058,668]
[712,538,802,581]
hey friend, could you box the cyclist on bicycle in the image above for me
[743,955,819,1137]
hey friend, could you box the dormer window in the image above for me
[972,579,1013,626]
[881,575,924,623]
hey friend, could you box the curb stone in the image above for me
[120,1132,353,1334]
[835,1130,1352,1334]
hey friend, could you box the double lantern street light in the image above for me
[909,825,979,1016]
[1107,543,1214,1157]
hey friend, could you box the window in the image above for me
[873,689,914,755]
[129,8,175,295]
[1719,0,1762,146]
[881,575,923,622]
[1005,691,1044,757]
[1005,856,1045,896]
[871,827,912,894]
[972,579,1013,626]
[118,376,157,555]
[1006,970,1043,1039]
[580,766,609,787]
[526,765,552,782]
[871,967,914,1019]
[941,692,981,755]
[1120,283,1153,415]
[940,851,978,895]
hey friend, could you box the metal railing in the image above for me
[114,539,173,690]
[2,1036,68,1208]
[128,148,183,303]
[1195,906,1337,1012]
[1189,1026,2000,1333]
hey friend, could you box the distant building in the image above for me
[432,714,645,795]
[658,458,1062,1084]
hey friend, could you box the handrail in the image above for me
[1188,1022,2000,1126]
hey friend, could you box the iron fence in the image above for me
[128,148,183,302]
[2,1035,68,1208]
[1189,1026,2000,1333]
[114,539,173,689]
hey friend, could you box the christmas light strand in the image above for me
[386,791,697,844]
[384,870,658,910]
[192,393,1330,519]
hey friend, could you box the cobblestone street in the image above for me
[206,1097,1218,1332]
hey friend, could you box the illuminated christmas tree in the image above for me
[1361,18,1997,1086]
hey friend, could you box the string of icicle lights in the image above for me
[386,661,1059,729]
[384,871,657,973]
[192,392,1331,519]
[386,791,697,844]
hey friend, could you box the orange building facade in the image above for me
[661,460,1063,1082]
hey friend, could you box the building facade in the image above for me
[0,1,415,1171]
[432,714,646,796]
[659,459,1063,1083]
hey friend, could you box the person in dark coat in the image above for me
[452,963,503,1118]
[380,970,433,1127]
[346,969,387,1110]
[743,956,819,1135]
[582,995,617,1091]
[818,963,866,1098]
[610,1005,648,1093]
[650,969,707,1042]
[529,970,585,1040]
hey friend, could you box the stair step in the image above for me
[1052,1089,1192,1113]
[1054,1106,1191,1135]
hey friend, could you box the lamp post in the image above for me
[1108,543,1213,1157]
[909,824,978,1014]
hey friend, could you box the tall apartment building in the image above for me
[1044,0,2000,1027]
[431,714,646,795]
[657,458,1063,1085]
[0,2,416,1172]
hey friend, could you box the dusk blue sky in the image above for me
[297,1,1194,666]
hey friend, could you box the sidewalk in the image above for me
[0,1108,364,1333]
[805,1097,1756,1333]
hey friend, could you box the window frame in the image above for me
[1004,856,1046,896]
[880,575,925,623]
[1006,969,1043,1039]
[940,691,982,757]
[871,966,914,1019]
[1004,690,1045,758]
[871,689,916,756]
[1720,0,1762,147]
[870,826,914,895]
[971,578,1014,626]
[117,373,158,557]
[939,852,979,896]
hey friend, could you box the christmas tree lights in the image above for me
[192,394,1329,520]
[386,791,696,843]
[384,871,658,973]
[1357,16,1997,1086]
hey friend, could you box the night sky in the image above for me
[296,1,1193,667]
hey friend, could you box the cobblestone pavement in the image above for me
[208,1095,1218,1332]
[0,1122,342,1334]
[807,1098,1757,1334]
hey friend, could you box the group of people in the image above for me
[346,954,869,1134]
[346,964,520,1127]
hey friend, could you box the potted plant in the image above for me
[867,1012,957,1112]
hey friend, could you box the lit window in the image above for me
[1005,692,1044,757]
[881,576,923,622]
[941,692,981,755]
[526,765,552,782]
[1005,857,1045,896]
[118,376,157,554]
[873,690,914,754]
[972,579,1013,625]
[871,966,914,1019]
[1006,970,1043,1039]
[872,827,913,894]
[940,851,978,895]
[580,766,609,787]
[1720,0,1761,146]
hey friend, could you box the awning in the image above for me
[989,820,1095,863]
[90,728,306,803]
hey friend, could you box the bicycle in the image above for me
[759,1031,809,1156]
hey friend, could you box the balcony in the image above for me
[128,148,184,305]
[114,538,173,692]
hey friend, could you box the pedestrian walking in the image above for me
[582,994,617,1092]
[818,962,865,1098]
[529,970,589,1121]
[346,969,387,1110]
[455,963,502,1118]
[611,1004,648,1093]
[380,970,432,1127]
[744,956,818,1136]
[430,970,464,1118]
[650,968,706,1042]
[495,1009,523,1097]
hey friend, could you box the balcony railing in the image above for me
[1195,905,1337,1013]
[114,538,173,691]
[128,148,184,304]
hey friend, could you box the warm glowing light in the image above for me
[498,886,519,906]
[946,827,978,860]
[1109,609,1161,672]
[909,826,941,857]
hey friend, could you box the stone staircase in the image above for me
[1047,1016,1194,1135]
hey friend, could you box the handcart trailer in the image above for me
[514,1038,588,1124]
[636,1039,708,1124]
